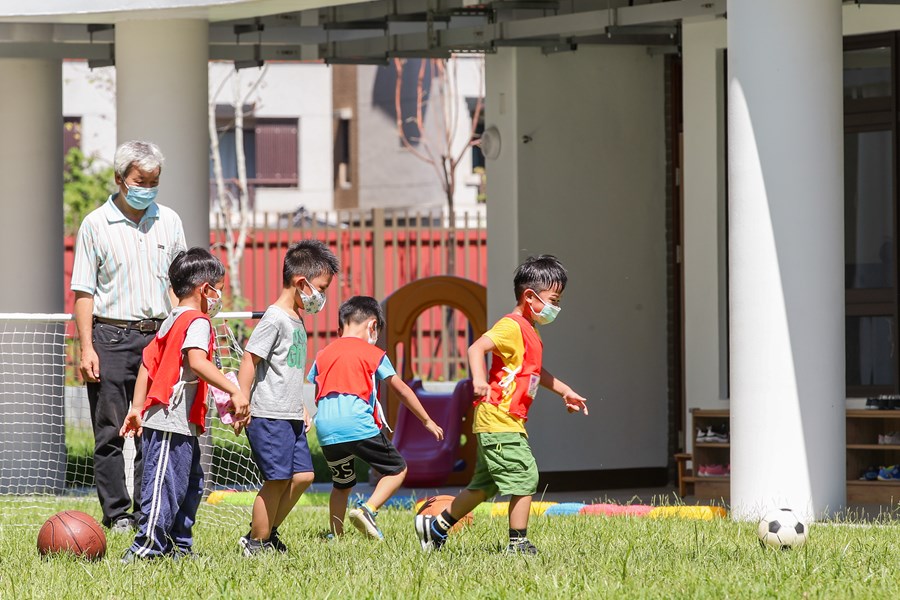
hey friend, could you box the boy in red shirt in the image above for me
[119,248,248,561]
[416,255,588,555]
[308,296,444,539]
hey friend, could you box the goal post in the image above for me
[0,312,264,523]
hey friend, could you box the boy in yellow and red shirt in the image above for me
[415,255,588,555]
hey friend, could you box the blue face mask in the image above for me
[529,290,561,325]
[124,184,158,210]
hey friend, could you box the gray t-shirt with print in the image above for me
[245,305,307,420]
[142,307,212,437]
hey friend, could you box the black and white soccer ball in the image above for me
[757,508,807,550]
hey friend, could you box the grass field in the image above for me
[3,498,900,599]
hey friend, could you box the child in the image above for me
[120,248,248,561]
[415,255,588,555]
[236,240,340,555]
[308,296,444,540]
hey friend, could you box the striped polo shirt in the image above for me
[70,195,186,321]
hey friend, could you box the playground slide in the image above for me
[392,379,472,487]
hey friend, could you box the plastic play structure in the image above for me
[380,276,487,487]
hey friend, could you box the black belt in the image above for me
[93,316,163,333]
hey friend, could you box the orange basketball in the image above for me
[37,510,107,560]
[416,495,473,532]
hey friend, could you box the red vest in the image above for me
[483,312,543,421]
[312,337,387,427]
[142,309,213,433]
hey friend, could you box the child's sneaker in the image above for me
[505,538,539,555]
[349,502,384,540]
[239,535,275,556]
[268,526,287,553]
[415,514,448,551]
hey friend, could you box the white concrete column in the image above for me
[116,19,209,247]
[0,26,66,493]
[728,0,845,520]
[0,57,63,311]
[484,48,520,323]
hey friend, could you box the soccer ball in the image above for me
[757,508,807,550]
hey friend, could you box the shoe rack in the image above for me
[682,408,900,504]
[846,409,900,504]
[685,408,730,501]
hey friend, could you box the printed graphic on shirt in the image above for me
[287,329,305,370]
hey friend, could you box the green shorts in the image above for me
[467,432,539,498]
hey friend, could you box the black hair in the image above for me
[168,247,226,299]
[339,296,385,332]
[283,240,340,287]
[513,254,568,300]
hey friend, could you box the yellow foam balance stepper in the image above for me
[648,506,727,520]
[489,501,558,517]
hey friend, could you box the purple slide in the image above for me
[393,379,473,487]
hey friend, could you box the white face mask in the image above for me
[205,286,223,318]
[297,281,327,314]
[528,290,561,325]
[368,323,379,345]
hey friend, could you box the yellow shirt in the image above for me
[473,316,534,435]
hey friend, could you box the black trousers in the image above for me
[86,322,153,527]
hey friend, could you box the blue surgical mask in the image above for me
[124,184,158,210]
[529,290,561,325]
[297,282,327,314]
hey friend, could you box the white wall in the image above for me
[487,46,668,472]
[681,19,728,454]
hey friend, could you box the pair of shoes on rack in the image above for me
[696,426,729,444]
[877,465,900,481]
[878,432,900,445]
[697,464,729,477]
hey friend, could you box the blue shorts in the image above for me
[246,418,313,481]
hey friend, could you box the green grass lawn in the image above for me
[3,498,900,599]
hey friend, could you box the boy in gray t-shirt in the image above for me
[236,240,340,556]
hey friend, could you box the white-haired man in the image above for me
[71,140,186,532]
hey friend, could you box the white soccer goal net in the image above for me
[0,312,264,526]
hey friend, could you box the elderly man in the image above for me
[71,140,186,532]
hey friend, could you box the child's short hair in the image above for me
[339,296,385,332]
[513,255,568,300]
[169,248,226,299]
[283,240,340,287]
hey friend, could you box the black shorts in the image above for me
[321,432,407,489]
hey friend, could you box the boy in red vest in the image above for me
[416,255,588,555]
[119,248,248,561]
[308,296,444,539]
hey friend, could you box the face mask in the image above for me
[368,323,379,346]
[298,282,327,314]
[529,290,561,325]
[205,286,223,318]
[123,183,158,210]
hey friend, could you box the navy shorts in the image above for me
[246,417,314,481]
[321,432,406,489]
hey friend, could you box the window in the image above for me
[334,117,351,188]
[210,113,299,206]
[844,33,898,396]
